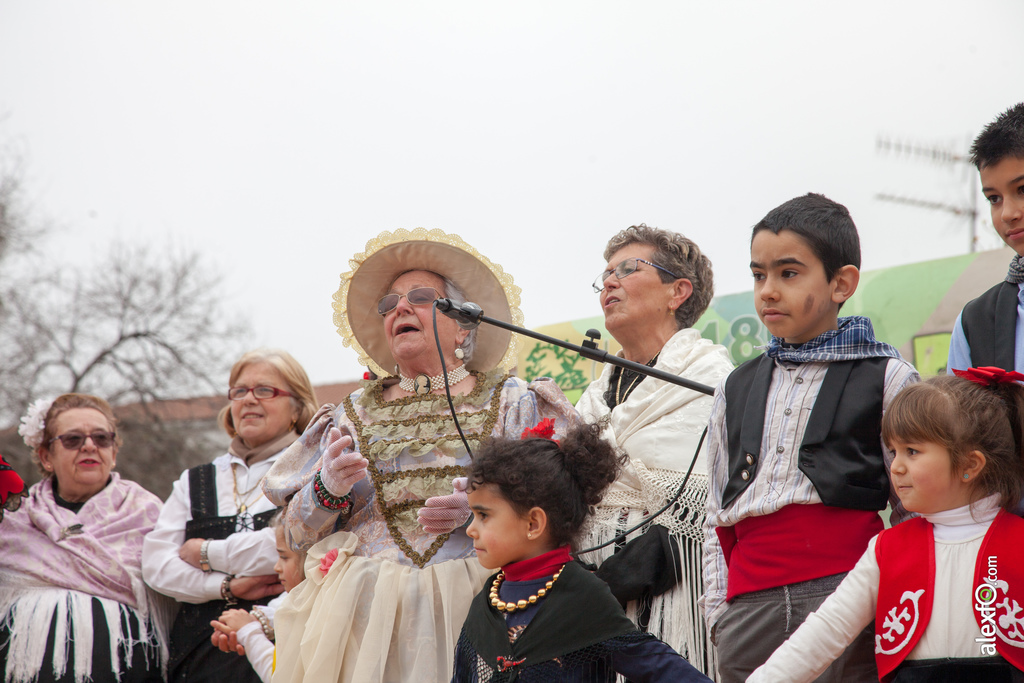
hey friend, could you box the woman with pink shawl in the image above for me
[0,394,172,683]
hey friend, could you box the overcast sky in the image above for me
[2,1,1021,386]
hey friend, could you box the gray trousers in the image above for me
[713,573,876,683]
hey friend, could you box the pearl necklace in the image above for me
[398,365,470,395]
[489,565,565,613]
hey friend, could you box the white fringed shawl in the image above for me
[0,475,175,683]
[0,572,175,683]
[576,328,734,678]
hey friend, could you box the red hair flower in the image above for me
[319,548,339,577]
[952,366,1024,387]
[521,418,558,443]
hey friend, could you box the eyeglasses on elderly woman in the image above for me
[377,287,441,316]
[228,386,295,401]
[49,431,117,450]
[592,258,681,293]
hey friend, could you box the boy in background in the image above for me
[700,193,919,682]
[948,102,1024,373]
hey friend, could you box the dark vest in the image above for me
[961,281,1018,371]
[722,354,889,511]
[168,463,278,683]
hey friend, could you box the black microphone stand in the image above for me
[437,299,714,395]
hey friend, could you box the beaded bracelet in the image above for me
[313,470,353,512]
[199,540,212,573]
[221,574,237,606]
[251,607,275,642]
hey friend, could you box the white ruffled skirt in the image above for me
[273,532,491,683]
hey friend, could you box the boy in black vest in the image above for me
[948,102,1024,373]
[699,193,919,683]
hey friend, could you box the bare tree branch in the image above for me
[0,242,251,425]
[0,148,250,497]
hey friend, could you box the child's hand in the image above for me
[210,617,246,656]
[216,608,256,631]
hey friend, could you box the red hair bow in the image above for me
[952,366,1024,386]
[521,418,558,443]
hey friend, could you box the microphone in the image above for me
[435,298,484,330]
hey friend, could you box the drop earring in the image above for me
[454,347,465,360]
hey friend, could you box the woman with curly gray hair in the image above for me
[576,224,734,678]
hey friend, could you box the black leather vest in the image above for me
[183,463,277,541]
[722,354,890,511]
[961,281,1018,371]
[169,463,278,682]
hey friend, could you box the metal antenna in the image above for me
[875,135,979,253]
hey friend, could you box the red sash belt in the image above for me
[717,503,882,601]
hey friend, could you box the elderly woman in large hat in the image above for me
[264,228,576,683]
[575,224,734,677]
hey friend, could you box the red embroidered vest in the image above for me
[873,510,1024,681]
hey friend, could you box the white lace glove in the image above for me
[418,477,471,534]
[319,427,368,498]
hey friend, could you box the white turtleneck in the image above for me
[749,495,1004,683]
[922,494,999,541]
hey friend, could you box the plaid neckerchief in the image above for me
[764,316,902,363]
[1007,255,1024,284]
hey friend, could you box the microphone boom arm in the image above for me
[467,309,715,396]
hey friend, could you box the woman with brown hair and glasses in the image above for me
[1,393,171,683]
[576,224,734,678]
[142,348,318,683]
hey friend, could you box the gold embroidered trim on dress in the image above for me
[343,372,509,567]
[374,465,467,484]
[358,370,493,411]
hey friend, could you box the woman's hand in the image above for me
[418,477,471,534]
[229,574,283,601]
[320,427,368,498]
[178,538,205,568]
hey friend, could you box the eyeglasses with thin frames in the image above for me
[50,431,117,450]
[228,386,295,401]
[377,287,441,316]
[592,258,681,293]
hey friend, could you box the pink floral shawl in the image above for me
[0,473,162,608]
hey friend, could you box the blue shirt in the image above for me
[947,283,1024,374]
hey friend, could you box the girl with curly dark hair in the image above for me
[451,420,711,682]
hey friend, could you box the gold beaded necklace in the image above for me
[489,565,565,613]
